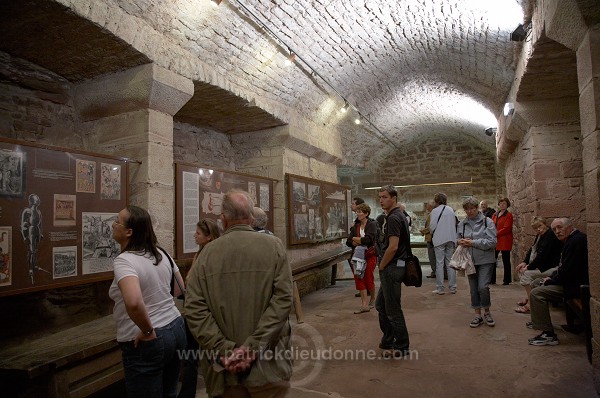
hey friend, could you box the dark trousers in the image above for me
[178,318,199,398]
[492,250,512,284]
[375,265,409,351]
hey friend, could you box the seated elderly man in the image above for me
[527,218,589,346]
[514,216,562,313]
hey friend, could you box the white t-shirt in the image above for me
[109,251,181,342]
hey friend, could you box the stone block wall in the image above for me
[173,122,236,170]
[0,51,81,147]
[505,123,585,277]
[353,136,502,238]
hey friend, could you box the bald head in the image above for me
[550,217,574,242]
[221,190,254,226]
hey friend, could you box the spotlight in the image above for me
[485,127,497,137]
[210,0,223,6]
[511,24,527,41]
[284,51,295,67]
[341,101,349,113]
[503,102,515,116]
[354,117,361,125]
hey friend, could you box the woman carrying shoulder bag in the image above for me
[346,203,378,314]
[109,206,187,398]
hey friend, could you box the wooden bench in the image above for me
[0,315,123,397]
[290,247,352,324]
[565,285,592,363]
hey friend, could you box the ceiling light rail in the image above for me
[216,0,400,151]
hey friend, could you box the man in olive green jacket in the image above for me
[185,190,293,397]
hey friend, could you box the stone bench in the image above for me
[290,247,352,324]
[0,315,123,397]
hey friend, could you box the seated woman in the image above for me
[514,216,562,313]
[346,203,377,313]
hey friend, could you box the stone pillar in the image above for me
[577,23,600,390]
[74,64,194,252]
[502,98,583,279]
[232,123,344,294]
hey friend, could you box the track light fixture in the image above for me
[341,101,349,113]
[354,117,361,125]
[210,0,223,7]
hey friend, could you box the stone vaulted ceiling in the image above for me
[0,0,533,176]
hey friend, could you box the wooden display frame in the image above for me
[0,138,129,297]
[175,162,275,260]
[287,173,350,245]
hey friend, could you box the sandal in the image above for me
[517,298,528,306]
[514,305,530,314]
[354,307,370,314]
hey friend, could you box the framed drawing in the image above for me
[0,138,128,297]
[175,162,276,260]
[287,174,349,245]
[321,182,349,240]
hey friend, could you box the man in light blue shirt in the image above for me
[429,192,458,295]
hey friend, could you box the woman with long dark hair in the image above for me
[109,206,186,398]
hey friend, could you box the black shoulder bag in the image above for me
[159,247,185,299]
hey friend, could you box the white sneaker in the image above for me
[431,290,445,295]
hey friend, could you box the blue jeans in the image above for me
[375,265,409,351]
[434,242,457,292]
[467,263,494,309]
[178,318,199,398]
[120,316,187,398]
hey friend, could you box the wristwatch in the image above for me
[143,328,154,336]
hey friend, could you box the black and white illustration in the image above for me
[324,202,347,239]
[292,181,306,203]
[52,246,77,279]
[248,182,257,205]
[259,183,269,211]
[100,163,121,200]
[0,149,25,197]
[307,184,321,207]
[82,212,119,275]
[294,213,309,240]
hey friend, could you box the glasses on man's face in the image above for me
[113,220,127,228]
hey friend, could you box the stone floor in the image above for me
[97,266,598,397]
[187,265,597,397]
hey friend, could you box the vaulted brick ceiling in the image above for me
[0,0,542,176]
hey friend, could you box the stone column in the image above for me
[501,98,583,278]
[577,23,600,390]
[74,64,194,252]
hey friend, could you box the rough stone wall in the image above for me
[356,136,500,228]
[173,122,236,169]
[0,51,82,147]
